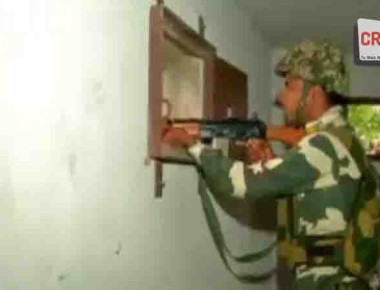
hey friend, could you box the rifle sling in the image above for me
[195,165,277,283]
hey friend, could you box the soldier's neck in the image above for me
[306,99,334,124]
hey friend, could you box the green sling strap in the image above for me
[195,166,277,283]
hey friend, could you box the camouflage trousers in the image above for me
[294,265,371,290]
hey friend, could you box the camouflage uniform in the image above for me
[188,41,374,289]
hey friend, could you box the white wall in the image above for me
[347,56,380,97]
[269,48,285,125]
[0,0,275,289]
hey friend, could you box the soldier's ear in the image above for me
[308,85,324,104]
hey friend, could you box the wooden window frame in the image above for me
[148,3,216,165]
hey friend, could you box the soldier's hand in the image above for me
[246,139,275,163]
[162,127,197,148]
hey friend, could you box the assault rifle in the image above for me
[166,115,306,146]
[168,116,267,143]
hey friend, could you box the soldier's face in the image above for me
[276,77,307,127]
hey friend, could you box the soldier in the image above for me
[163,40,377,289]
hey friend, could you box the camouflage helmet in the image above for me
[275,40,349,94]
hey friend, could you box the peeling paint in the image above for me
[115,241,122,255]
[67,152,77,178]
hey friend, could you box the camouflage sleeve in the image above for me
[188,133,338,199]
